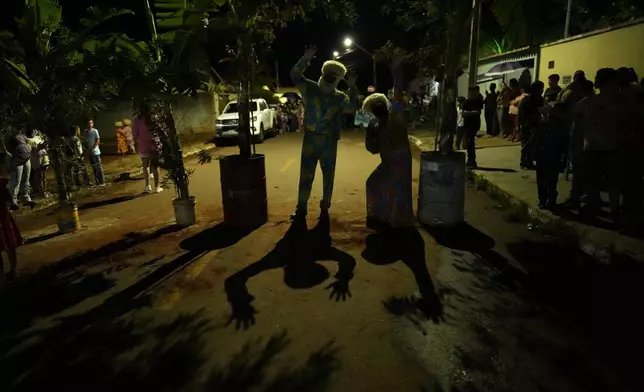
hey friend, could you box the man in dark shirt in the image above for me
[463,86,484,167]
[484,83,499,136]
[544,74,562,104]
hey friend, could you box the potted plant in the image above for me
[144,99,197,226]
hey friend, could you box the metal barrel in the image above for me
[417,151,466,227]
[219,153,268,231]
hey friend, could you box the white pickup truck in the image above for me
[215,98,276,145]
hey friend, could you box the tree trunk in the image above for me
[163,102,190,200]
[237,35,252,159]
[438,18,460,154]
[50,138,69,203]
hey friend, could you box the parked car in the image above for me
[215,98,276,145]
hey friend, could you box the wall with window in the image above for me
[538,19,644,86]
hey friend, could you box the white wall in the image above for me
[458,58,536,132]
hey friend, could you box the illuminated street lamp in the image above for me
[342,36,376,91]
[333,51,340,58]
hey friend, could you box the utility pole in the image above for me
[467,0,482,88]
[564,0,573,38]
[275,58,280,90]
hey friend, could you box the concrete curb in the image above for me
[408,134,642,262]
[18,145,216,216]
[465,169,621,261]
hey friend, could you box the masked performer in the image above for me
[362,59,413,230]
[290,46,357,223]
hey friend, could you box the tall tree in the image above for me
[381,0,473,153]
[0,0,132,202]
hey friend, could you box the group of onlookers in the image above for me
[276,100,303,133]
[466,67,644,229]
[2,112,165,212]
[2,128,50,210]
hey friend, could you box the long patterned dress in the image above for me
[365,105,414,227]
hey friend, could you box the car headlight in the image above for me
[216,120,222,124]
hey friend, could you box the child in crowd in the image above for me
[534,103,570,209]
[122,119,136,154]
[454,96,466,150]
[116,121,128,155]
[0,166,22,285]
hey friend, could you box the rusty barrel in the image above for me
[417,151,466,227]
[219,153,268,231]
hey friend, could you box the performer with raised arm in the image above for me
[290,45,358,226]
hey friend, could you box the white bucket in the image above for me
[417,151,466,227]
[173,196,197,227]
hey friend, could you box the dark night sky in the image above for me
[2,0,399,91]
[272,0,397,90]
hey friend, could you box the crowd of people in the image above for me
[0,110,165,283]
[275,100,304,133]
[462,67,644,228]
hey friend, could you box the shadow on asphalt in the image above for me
[0,225,183,337]
[179,222,251,252]
[78,194,141,211]
[224,220,357,330]
[23,230,65,245]
[504,240,644,389]
[424,221,644,390]
[473,167,518,173]
[0,221,339,391]
[362,227,443,324]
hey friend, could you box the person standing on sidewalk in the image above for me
[454,96,466,150]
[534,102,569,209]
[484,83,499,136]
[581,68,624,219]
[518,81,545,169]
[563,80,595,210]
[4,130,35,210]
[84,119,105,187]
[132,113,163,194]
[544,74,563,105]
[462,86,484,168]
[69,126,91,186]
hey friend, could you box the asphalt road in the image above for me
[3,130,642,392]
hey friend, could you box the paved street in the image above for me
[2,131,643,392]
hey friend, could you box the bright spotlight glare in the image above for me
[343,37,353,47]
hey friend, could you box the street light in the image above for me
[341,36,376,91]
[333,51,340,58]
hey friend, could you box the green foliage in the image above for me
[380,0,473,77]
[0,0,134,201]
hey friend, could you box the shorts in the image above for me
[141,156,156,169]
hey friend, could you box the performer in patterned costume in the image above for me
[290,46,358,223]
[362,59,413,230]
